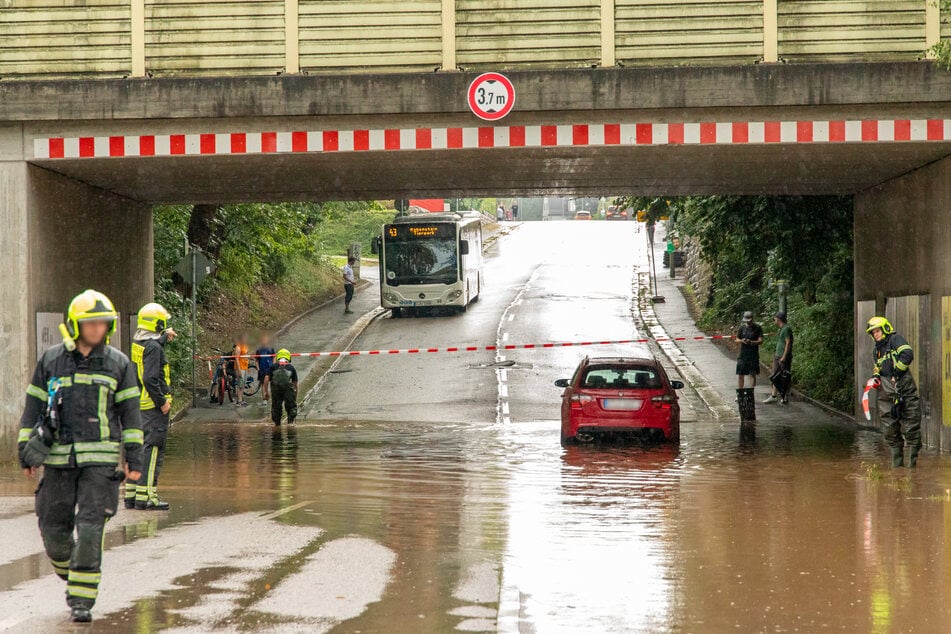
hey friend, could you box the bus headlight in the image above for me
[383,292,399,303]
[448,290,463,300]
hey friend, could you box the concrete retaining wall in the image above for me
[854,154,951,451]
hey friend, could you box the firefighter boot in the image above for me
[908,445,920,469]
[890,446,904,468]
[124,482,136,509]
[71,607,92,623]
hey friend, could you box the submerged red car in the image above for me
[556,356,683,445]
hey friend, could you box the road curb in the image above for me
[276,279,372,337]
[296,307,388,412]
[632,265,734,420]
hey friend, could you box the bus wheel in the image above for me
[391,308,402,318]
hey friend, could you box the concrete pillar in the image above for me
[854,155,951,451]
[0,152,153,439]
[0,126,32,447]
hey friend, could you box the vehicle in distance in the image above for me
[374,212,484,317]
[555,356,683,445]
[573,210,592,220]
[605,205,630,221]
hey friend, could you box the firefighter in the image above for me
[867,316,922,468]
[126,302,176,511]
[269,349,298,426]
[18,289,143,623]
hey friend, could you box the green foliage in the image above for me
[929,1,951,69]
[669,195,855,411]
[310,202,394,255]
[151,200,390,396]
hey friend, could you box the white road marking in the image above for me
[0,512,320,632]
[254,537,396,627]
[495,266,542,426]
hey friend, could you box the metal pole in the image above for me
[191,249,198,408]
[649,233,658,297]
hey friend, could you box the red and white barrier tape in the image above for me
[198,334,742,360]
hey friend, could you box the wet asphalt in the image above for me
[1,222,951,633]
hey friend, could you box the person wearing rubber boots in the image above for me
[268,349,298,425]
[126,303,176,511]
[867,316,922,468]
[17,289,143,623]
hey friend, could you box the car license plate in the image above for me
[601,399,643,411]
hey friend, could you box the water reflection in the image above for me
[2,416,951,632]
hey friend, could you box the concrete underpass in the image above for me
[3,63,951,449]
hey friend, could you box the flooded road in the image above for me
[2,223,951,632]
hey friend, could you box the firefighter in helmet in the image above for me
[867,316,922,468]
[18,289,143,623]
[126,302,177,510]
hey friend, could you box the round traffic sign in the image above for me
[467,73,515,121]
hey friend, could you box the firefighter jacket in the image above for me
[131,335,171,411]
[18,343,143,471]
[873,333,914,380]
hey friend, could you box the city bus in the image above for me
[375,212,484,317]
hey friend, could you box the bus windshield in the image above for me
[384,238,458,285]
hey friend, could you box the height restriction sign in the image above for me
[467,72,515,121]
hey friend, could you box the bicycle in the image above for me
[207,349,231,406]
[236,361,260,398]
[207,349,260,405]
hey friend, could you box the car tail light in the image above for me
[651,394,675,410]
[570,394,594,409]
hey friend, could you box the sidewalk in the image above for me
[639,227,848,428]
[182,268,383,423]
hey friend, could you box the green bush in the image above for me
[621,195,856,412]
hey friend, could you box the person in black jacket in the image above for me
[867,316,922,468]
[18,289,143,623]
[127,302,177,511]
[268,349,298,425]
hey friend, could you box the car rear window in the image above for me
[581,365,662,389]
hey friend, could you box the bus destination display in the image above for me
[386,223,455,241]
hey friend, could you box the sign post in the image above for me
[467,72,515,121]
[176,248,215,407]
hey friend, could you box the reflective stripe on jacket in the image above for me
[19,343,143,470]
[131,337,171,411]
[874,333,914,379]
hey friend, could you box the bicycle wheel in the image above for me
[217,376,226,405]
[244,363,261,396]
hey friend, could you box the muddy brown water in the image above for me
[2,414,951,632]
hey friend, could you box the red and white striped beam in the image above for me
[33,119,951,160]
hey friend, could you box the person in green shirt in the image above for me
[765,312,793,405]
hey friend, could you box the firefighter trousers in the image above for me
[877,373,922,450]
[36,465,122,609]
[126,409,169,505]
[271,385,297,425]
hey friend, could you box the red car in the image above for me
[605,205,629,221]
[556,356,683,445]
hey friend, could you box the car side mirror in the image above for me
[554,379,570,388]
[460,240,470,255]
[670,380,685,390]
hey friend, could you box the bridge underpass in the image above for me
[3,63,951,448]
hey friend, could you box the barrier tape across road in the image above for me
[198,334,744,360]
